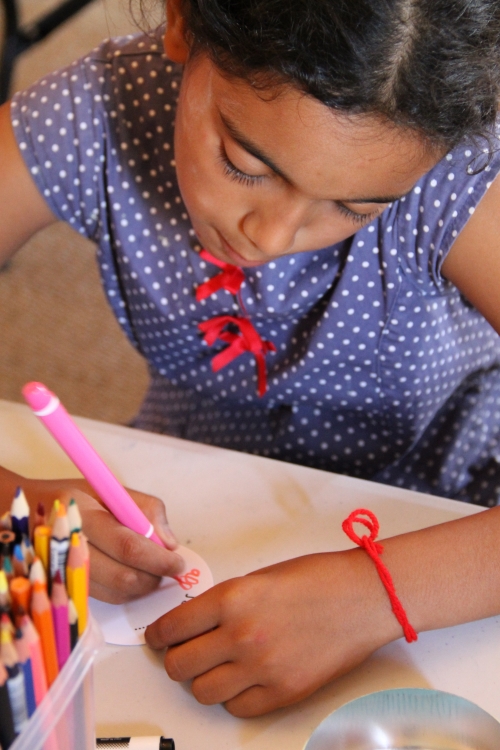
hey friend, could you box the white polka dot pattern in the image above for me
[10,30,500,506]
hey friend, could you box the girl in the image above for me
[2,0,500,718]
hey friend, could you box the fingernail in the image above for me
[168,552,185,576]
[161,524,178,549]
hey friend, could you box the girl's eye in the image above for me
[336,202,382,225]
[219,147,265,187]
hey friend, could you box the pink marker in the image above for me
[22,382,164,546]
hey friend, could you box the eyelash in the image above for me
[219,148,264,187]
[335,202,380,225]
[219,146,383,225]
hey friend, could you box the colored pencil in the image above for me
[50,504,70,584]
[29,557,47,593]
[0,511,12,531]
[66,533,87,636]
[12,545,28,578]
[0,486,90,744]
[9,577,30,621]
[0,660,16,749]
[33,525,51,575]
[0,570,11,610]
[20,536,35,567]
[68,598,79,650]
[67,498,82,535]
[2,555,14,584]
[34,502,46,529]
[48,499,60,529]
[80,532,90,590]
[1,614,29,735]
[51,572,70,670]
[19,614,47,706]
[31,582,59,686]
[10,488,30,544]
[14,628,36,718]
[0,530,15,559]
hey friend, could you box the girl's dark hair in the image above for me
[180,0,500,150]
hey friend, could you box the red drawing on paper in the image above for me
[174,568,201,591]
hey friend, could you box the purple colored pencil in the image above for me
[50,572,70,670]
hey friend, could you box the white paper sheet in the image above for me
[89,545,213,645]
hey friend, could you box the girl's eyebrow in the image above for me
[219,111,405,204]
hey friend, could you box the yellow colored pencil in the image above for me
[66,533,87,636]
[33,525,51,575]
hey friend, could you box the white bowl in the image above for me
[304,688,500,749]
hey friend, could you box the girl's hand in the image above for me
[0,467,184,603]
[145,551,401,717]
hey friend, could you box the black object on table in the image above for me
[0,0,95,104]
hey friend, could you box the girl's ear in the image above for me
[164,0,190,63]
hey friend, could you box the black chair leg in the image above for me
[0,0,21,104]
[0,0,95,105]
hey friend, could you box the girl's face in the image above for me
[172,53,441,268]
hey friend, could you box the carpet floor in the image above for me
[0,0,161,422]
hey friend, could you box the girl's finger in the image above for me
[83,501,184,578]
[146,589,221,649]
[127,489,178,550]
[191,662,255,706]
[88,542,162,602]
[88,578,135,605]
[164,627,229,682]
[224,684,284,718]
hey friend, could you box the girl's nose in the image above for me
[241,202,306,258]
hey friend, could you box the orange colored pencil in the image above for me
[31,581,59,686]
[29,557,47,593]
[10,577,31,621]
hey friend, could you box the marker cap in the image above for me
[96,739,174,749]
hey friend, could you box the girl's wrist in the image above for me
[339,547,405,648]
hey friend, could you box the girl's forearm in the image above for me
[0,465,96,515]
[380,505,500,633]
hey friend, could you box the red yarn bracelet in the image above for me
[342,508,418,643]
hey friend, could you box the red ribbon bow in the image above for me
[195,249,276,397]
[196,249,245,300]
[342,509,418,643]
[199,315,276,397]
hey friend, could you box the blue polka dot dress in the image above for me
[11,30,500,506]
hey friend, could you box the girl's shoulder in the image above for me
[12,27,181,118]
[381,131,500,294]
[10,28,181,241]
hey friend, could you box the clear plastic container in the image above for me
[10,616,103,750]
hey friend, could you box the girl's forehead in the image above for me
[183,54,442,201]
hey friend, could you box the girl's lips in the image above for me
[219,234,265,268]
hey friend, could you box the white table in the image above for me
[1,398,499,749]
